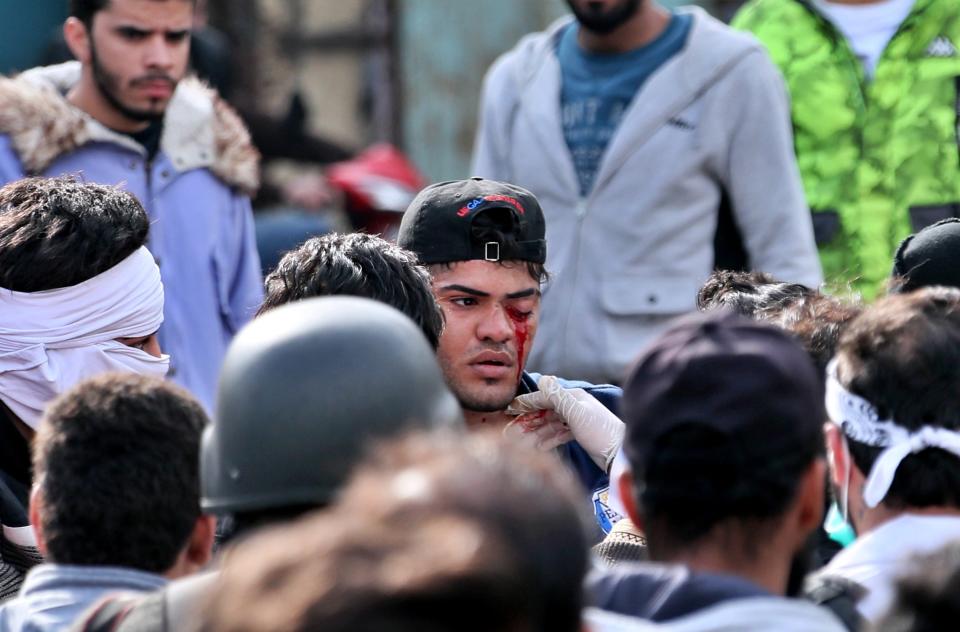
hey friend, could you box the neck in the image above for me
[462,409,515,431]
[577,3,672,54]
[858,504,960,534]
[67,75,151,134]
[665,540,791,596]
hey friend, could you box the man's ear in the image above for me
[793,458,826,538]
[617,469,645,533]
[63,17,92,64]
[165,514,216,580]
[187,514,217,568]
[28,486,47,555]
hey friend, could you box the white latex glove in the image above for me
[505,375,625,471]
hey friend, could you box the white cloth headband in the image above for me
[825,358,960,508]
[0,246,168,429]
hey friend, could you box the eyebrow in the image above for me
[438,284,488,297]
[438,285,539,300]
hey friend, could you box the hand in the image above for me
[506,375,625,471]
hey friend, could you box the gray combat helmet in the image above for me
[201,296,464,514]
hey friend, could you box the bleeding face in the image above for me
[565,0,643,34]
[76,0,192,124]
[431,260,541,413]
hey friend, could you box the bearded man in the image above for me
[0,0,263,413]
[471,0,822,386]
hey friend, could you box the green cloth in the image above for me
[733,0,960,298]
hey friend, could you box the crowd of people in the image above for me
[1,0,960,630]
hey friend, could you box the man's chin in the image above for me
[457,390,517,414]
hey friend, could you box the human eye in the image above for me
[449,296,479,308]
[166,30,190,44]
[117,26,149,41]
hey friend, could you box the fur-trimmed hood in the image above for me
[0,62,259,195]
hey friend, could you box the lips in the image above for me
[468,351,514,379]
[134,79,174,98]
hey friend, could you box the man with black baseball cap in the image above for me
[399,177,626,535]
[586,310,846,631]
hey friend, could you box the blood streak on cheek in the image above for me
[506,307,529,384]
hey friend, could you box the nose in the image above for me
[144,34,175,70]
[476,305,514,343]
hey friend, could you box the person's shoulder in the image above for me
[164,78,259,196]
[731,0,807,34]
[484,16,571,84]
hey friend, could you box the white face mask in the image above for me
[0,247,166,429]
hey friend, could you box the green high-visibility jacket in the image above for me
[733,0,960,297]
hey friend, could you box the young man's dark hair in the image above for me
[698,270,860,377]
[69,0,196,27]
[697,269,814,318]
[769,293,861,377]
[257,232,444,349]
[32,373,208,571]
[200,431,590,632]
[834,288,960,510]
[0,175,149,292]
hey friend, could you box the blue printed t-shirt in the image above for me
[557,13,692,196]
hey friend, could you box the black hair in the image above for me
[639,423,821,562]
[70,0,195,27]
[257,233,444,349]
[697,269,813,317]
[838,287,960,510]
[768,293,862,376]
[0,176,149,291]
[33,373,208,572]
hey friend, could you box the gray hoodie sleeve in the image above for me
[710,47,823,288]
[470,52,517,182]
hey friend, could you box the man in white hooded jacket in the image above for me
[471,0,821,385]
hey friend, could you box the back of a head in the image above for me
[33,373,207,572]
[769,293,862,376]
[257,232,444,349]
[202,296,463,523]
[397,177,548,283]
[0,176,149,291]
[891,218,960,293]
[697,270,814,318]
[622,310,824,560]
[200,431,589,632]
[833,287,960,510]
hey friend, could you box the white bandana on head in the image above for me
[825,358,960,508]
[0,246,168,429]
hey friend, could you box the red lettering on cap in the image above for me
[484,195,524,214]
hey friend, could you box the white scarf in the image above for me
[825,359,960,508]
[0,247,168,429]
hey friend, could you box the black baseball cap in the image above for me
[622,310,824,479]
[891,218,960,293]
[398,177,546,265]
